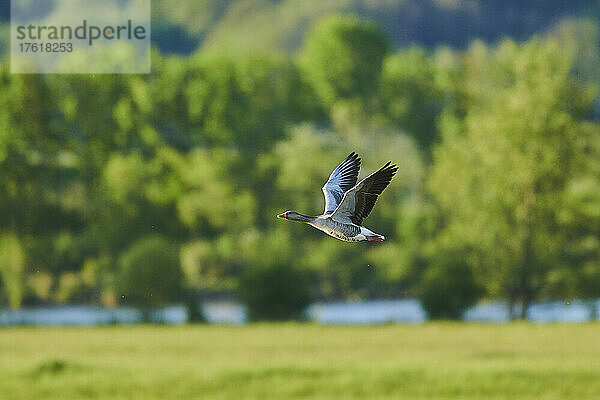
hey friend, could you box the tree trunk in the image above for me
[518,185,536,321]
[520,296,531,320]
[590,300,599,321]
[141,307,153,323]
[186,294,206,323]
[507,294,516,321]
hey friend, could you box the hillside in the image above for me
[196,0,597,54]
[1,0,597,55]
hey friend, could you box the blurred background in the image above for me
[0,0,599,325]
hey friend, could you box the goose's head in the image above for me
[277,210,292,220]
[276,211,307,222]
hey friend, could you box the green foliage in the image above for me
[429,38,599,316]
[55,272,84,304]
[118,235,184,308]
[174,148,256,233]
[0,233,25,308]
[367,200,439,291]
[551,123,600,301]
[239,263,313,321]
[300,15,390,106]
[380,48,448,152]
[0,14,599,318]
[176,55,319,153]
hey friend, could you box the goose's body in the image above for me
[277,152,397,242]
[310,217,382,242]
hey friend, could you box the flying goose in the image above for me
[277,152,398,242]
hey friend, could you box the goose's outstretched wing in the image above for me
[331,161,398,226]
[322,152,361,214]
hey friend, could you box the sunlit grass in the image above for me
[0,323,599,399]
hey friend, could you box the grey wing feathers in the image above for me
[322,152,361,213]
[332,161,398,226]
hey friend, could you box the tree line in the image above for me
[0,16,598,320]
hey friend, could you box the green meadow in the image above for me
[1,323,599,399]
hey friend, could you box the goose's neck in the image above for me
[289,213,314,223]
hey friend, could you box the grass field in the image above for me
[1,323,599,399]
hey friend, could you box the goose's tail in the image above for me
[366,234,385,242]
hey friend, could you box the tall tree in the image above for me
[429,38,598,318]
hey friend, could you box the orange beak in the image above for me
[277,213,286,219]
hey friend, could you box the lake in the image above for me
[1,299,598,326]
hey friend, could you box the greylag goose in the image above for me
[277,152,398,242]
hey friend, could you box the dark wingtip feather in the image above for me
[377,161,396,175]
[341,152,361,167]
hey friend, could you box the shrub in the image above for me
[238,264,312,321]
[118,235,183,309]
[418,253,483,320]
